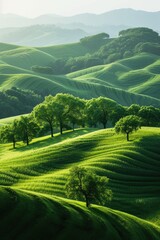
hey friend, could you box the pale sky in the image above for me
[1,0,160,17]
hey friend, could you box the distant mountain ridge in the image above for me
[1,8,160,46]
[1,9,160,30]
[0,25,87,46]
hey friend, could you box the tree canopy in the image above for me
[17,116,39,145]
[33,100,55,137]
[1,93,159,148]
[0,120,19,149]
[86,97,120,128]
[115,115,142,141]
[65,166,112,207]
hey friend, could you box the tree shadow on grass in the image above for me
[12,130,99,173]
[134,134,160,155]
[15,128,97,152]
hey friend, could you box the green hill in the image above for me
[0,46,56,70]
[0,187,160,240]
[0,42,160,111]
[0,72,159,107]
[0,127,160,239]
[0,42,20,52]
[68,53,160,102]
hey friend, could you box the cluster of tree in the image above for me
[0,94,159,148]
[80,33,110,50]
[126,104,160,127]
[0,94,123,147]
[50,55,103,74]
[32,55,103,75]
[33,94,125,138]
[97,28,160,63]
[32,28,160,75]
[115,104,160,141]
[0,87,43,118]
[0,116,39,148]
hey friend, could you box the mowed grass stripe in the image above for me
[0,127,160,222]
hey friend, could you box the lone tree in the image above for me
[115,115,141,141]
[65,166,112,207]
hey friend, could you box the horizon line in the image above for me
[1,7,160,19]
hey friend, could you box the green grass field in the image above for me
[1,34,160,239]
[0,127,160,239]
[0,42,160,107]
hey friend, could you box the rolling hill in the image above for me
[68,53,160,100]
[1,8,160,240]
[0,127,160,239]
[0,41,159,108]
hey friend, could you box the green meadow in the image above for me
[0,42,160,107]
[0,127,160,239]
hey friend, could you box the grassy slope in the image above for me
[0,43,160,106]
[68,53,160,100]
[1,72,159,107]
[0,187,159,240]
[0,114,27,126]
[37,42,93,58]
[0,47,56,70]
[0,127,160,239]
[0,43,20,52]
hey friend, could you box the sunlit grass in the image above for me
[0,127,160,238]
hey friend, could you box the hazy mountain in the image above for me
[0,9,160,46]
[59,23,129,37]
[0,25,87,46]
[0,9,160,30]
[0,14,30,28]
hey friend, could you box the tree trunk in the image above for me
[127,132,129,141]
[50,124,54,138]
[84,193,90,208]
[26,135,29,146]
[60,122,63,135]
[13,140,16,149]
[103,122,107,129]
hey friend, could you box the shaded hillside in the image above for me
[0,187,159,240]
[0,88,42,118]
